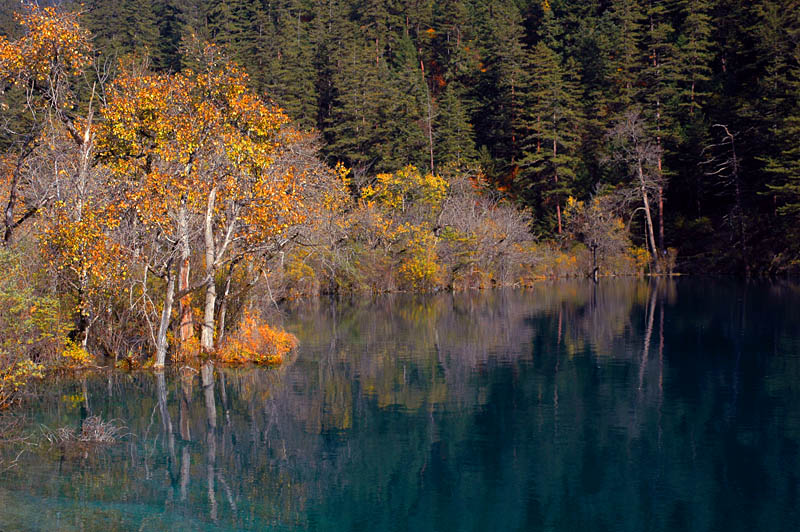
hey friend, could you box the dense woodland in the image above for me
[0,1,798,397]
[3,0,800,274]
[4,0,791,273]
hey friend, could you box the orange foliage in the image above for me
[41,200,128,305]
[217,311,297,366]
[99,46,305,250]
[99,44,308,358]
[0,4,90,94]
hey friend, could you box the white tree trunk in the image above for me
[155,262,175,368]
[638,160,659,269]
[200,188,217,351]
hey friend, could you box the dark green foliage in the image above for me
[518,39,583,234]
[435,81,478,169]
[471,1,529,183]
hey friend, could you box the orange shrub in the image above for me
[217,311,297,366]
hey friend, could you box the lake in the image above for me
[1,280,799,531]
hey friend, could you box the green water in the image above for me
[1,280,799,531]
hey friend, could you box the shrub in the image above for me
[59,339,94,369]
[0,249,69,407]
[217,310,297,365]
[0,360,44,410]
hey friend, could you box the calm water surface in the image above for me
[1,280,799,531]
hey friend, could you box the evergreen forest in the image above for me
[9,0,794,275]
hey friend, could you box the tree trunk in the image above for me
[155,259,176,368]
[658,185,664,251]
[4,137,36,246]
[200,187,217,352]
[727,129,749,276]
[638,160,659,271]
[4,155,23,245]
[553,131,562,234]
[178,202,193,345]
[216,263,235,349]
[75,271,90,348]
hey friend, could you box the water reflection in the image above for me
[1,280,800,531]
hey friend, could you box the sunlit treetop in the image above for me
[98,43,304,248]
[362,165,448,215]
[0,4,91,91]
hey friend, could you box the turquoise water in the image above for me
[1,280,799,531]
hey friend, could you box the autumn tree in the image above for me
[0,4,123,348]
[99,43,305,366]
[0,4,93,245]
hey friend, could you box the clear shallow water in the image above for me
[1,280,800,531]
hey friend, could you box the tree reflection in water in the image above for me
[2,280,800,531]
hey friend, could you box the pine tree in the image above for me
[273,1,318,128]
[676,0,714,116]
[642,0,680,250]
[519,40,584,234]
[81,0,160,63]
[154,1,183,72]
[390,34,432,171]
[604,0,647,115]
[472,1,530,184]
[434,81,477,169]
[762,1,800,223]
[322,38,399,175]
[207,0,261,66]
[766,96,800,215]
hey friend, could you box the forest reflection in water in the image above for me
[1,279,800,531]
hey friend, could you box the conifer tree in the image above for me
[273,2,318,129]
[322,38,396,176]
[604,0,647,114]
[472,1,530,184]
[389,34,431,172]
[642,0,679,250]
[81,0,160,64]
[519,40,583,234]
[154,1,183,72]
[207,0,260,70]
[762,1,800,225]
[676,0,714,116]
[435,81,477,169]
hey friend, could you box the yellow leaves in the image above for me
[629,246,651,273]
[361,165,448,218]
[59,339,93,369]
[0,359,44,409]
[1,5,91,92]
[41,199,128,301]
[396,223,442,291]
[100,57,298,249]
